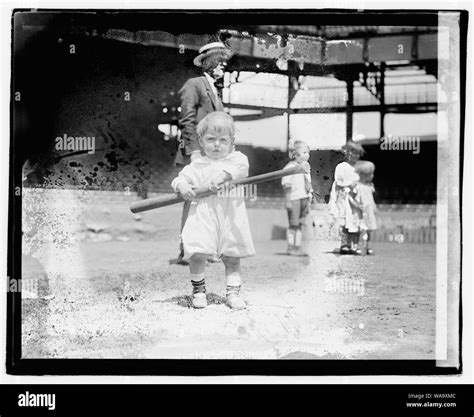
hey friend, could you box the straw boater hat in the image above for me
[193,41,233,67]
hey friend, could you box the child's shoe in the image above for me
[366,248,374,255]
[340,245,351,254]
[350,245,362,255]
[192,292,207,309]
[226,286,246,310]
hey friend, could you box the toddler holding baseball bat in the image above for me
[171,111,255,309]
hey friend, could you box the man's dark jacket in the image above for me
[175,75,224,165]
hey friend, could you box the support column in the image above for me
[287,74,291,148]
[379,62,386,139]
[346,79,354,142]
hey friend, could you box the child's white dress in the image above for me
[356,182,377,231]
[171,151,255,258]
[328,162,360,232]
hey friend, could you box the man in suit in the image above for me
[175,41,232,264]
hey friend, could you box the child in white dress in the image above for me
[354,160,377,255]
[328,141,365,254]
[171,112,255,309]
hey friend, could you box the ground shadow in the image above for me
[154,292,227,308]
[324,249,345,256]
[168,258,189,266]
[274,252,310,258]
[168,259,222,266]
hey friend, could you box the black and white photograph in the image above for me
[7,8,465,374]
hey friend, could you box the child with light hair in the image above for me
[171,111,255,309]
[281,140,313,256]
[354,160,377,255]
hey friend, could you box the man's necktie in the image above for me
[214,79,224,101]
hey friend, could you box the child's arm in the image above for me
[327,181,338,220]
[283,185,293,210]
[371,184,378,213]
[221,151,249,181]
[281,172,293,210]
[348,188,363,210]
[207,152,249,190]
[208,171,232,190]
[171,165,198,201]
[348,194,362,210]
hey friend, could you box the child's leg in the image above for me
[340,227,350,253]
[360,229,368,253]
[287,200,302,254]
[293,198,309,256]
[221,255,245,310]
[176,201,191,264]
[353,232,361,249]
[346,232,353,249]
[287,226,297,254]
[292,226,308,256]
[348,232,361,254]
[294,226,302,248]
[366,231,374,254]
[189,253,208,308]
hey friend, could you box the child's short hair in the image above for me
[355,160,375,176]
[288,140,310,159]
[197,111,235,140]
[341,140,365,156]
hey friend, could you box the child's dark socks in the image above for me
[191,271,205,292]
[191,272,207,308]
[191,278,206,294]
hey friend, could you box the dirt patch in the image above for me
[22,237,436,360]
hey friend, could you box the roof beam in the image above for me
[226,102,441,116]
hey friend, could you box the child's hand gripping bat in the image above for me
[130,164,308,213]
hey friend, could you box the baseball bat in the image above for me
[130,164,307,213]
